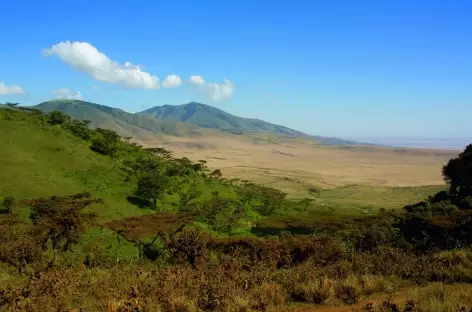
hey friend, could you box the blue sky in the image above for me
[1,0,471,140]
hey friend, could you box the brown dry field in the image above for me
[137,132,458,193]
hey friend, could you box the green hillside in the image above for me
[35,100,205,139]
[0,106,296,227]
[0,106,149,221]
[139,102,361,145]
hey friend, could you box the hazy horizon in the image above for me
[14,99,470,150]
[346,137,469,151]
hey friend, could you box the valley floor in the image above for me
[137,132,455,212]
[140,132,455,190]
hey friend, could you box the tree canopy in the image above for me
[442,144,472,196]
[135,174,170,209]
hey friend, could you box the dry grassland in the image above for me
[139,132,457,193]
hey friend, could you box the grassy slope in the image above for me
[0,108,240,258]
[0,107,150,222]
[35,100,205,139]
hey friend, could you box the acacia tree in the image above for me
[91,128,121,156]
[29,194,100,263]
[135,174,169,209]
[192,160,208,173]
[255,186,287,215]
[191,196,241,232]
[179,183,202,207]
[48,110,71,125]
[236,182,259,206]
[124,157,162,179]
[299,198,314,212]
[442,144,472,196]
[210,169,222,179]
[145,147,173,159]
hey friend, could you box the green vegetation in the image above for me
[1,105,472,312]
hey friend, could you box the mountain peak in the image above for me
[34,100,361,146]
[139,103,315,139]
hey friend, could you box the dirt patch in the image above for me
[290,291,408,312]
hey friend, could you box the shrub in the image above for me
[166,229,210,268]
[48,111,71,125]
[0,216,43,269]
[65,119,91,139]
[334,283,360,304]
[0,196,14,214]
[91,137,118,156]
[290,278,334,304]
[250,283,286,311]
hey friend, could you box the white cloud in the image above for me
[43,41,160,89]
[161,74,182,88]
[0,82,26,95]
[52,88,82,100]
[189,76,234,102]
[206,79,234,102]
[91,85,100,90]
[189,75,205,85]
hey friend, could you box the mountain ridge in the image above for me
[139,102,361,145]
[33,100,361,146]
[34,100,209,140]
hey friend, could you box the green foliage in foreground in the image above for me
[2,106,472,311]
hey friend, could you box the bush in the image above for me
[48,111,71,125]
[65,119,91,139]
[166,229,210,267]
[290,278,334,304]
[250,283,286,311]
[91,137,118,156]
[0,196,14,214]
[0,216,43,269]
[429,201,458,216]
[334,284,360,304]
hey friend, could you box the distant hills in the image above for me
[35,100,207,140]
[138,102,308,136]
[140,102,360,145]
[34,100,360,145]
